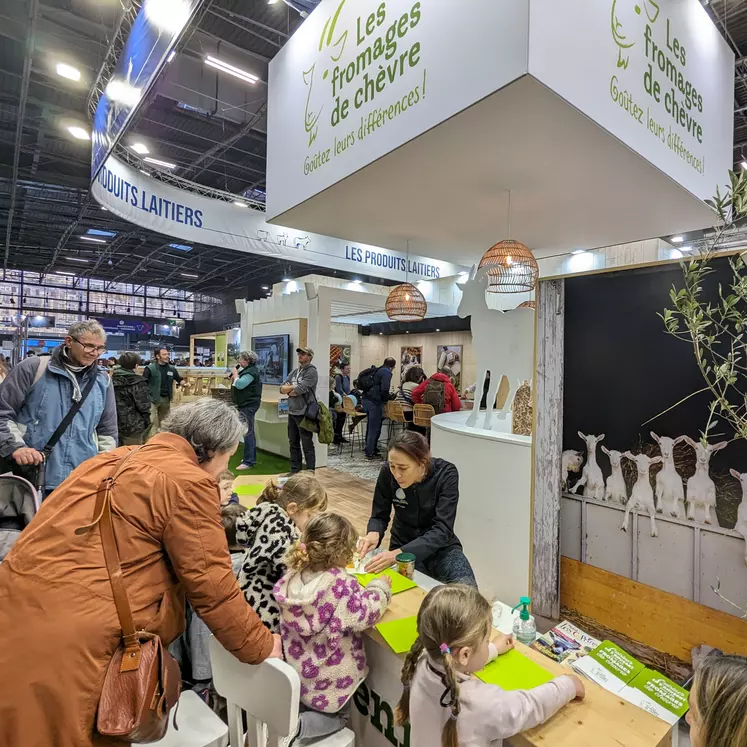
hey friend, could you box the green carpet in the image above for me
[228,446,290,476]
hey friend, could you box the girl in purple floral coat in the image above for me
[274,512,392,744]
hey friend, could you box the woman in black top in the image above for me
[358,431,477,586]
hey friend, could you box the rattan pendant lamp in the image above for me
[479,191,539,294]
[386,241,427,322]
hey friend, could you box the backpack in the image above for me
[422,378,446,414]
[355,365,379,393]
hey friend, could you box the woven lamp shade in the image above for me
[518,300,536,309]
[385,283,427,322]
[478,239,539,293]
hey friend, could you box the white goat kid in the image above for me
[683,437,727,526]
[571,433,605,500]
[729,469,747,567]
[621,452,662,538]
[562,450,584,490]
[651,432,686,517]
[601,446,627,504]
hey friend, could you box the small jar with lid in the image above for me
[395,552,416,580]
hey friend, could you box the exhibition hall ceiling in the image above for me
[0,0,746,295]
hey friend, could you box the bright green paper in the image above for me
[234,483,265,497]
[356,568,418,594]
[475,649,554,691]
[629,669,690,718]
[588,641,645,683]
[376,616,419,654]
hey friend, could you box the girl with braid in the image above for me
[396,585,585,746]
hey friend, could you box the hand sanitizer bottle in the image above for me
[511,596,537,645]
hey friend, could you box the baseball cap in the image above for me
[296,346,314,357]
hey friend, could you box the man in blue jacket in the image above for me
[362,357,396,460]
[0,320,117,495]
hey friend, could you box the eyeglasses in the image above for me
[71,336,107,354]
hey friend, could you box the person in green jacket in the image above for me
[232,350,263,470]
[143,346,184,440]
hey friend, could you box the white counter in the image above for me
[431,411,533,607]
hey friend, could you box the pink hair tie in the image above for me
[439,643,451,655]
[299,542,307,552]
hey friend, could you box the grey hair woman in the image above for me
[232,349,263,472]
[0,398,280,747]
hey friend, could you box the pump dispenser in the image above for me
[511,596,537,645]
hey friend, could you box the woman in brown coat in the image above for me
[0,398,280,747]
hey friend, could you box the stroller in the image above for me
[0,471,40,562]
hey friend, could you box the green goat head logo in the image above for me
[303,0,348,147]
[611,0,660,69]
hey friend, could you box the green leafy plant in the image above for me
[662,169,747,444]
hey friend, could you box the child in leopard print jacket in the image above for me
[235,474,327,631]
[274,512,392,745]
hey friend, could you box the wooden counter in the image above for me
[363,584,672,747]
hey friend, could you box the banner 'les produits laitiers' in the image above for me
[91,155,468,282]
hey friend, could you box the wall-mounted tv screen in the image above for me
[252,334,291,385]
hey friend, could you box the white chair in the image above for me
[148,689,228,747]
[209,637,355,747]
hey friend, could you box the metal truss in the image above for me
[113,145,266,212]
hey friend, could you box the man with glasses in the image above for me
[143,346,184,440]
[0,320,117,496]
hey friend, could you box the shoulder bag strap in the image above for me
[42,369,98,457]
[74,448,144,671]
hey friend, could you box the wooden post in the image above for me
[532,279,565,620]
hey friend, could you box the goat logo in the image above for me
[303,0,349,147]
[611,0,660,69]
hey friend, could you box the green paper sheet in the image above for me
[234,483,265,497]
[376,616,419,654]
[475,649,554,691]
[356,568,418,595]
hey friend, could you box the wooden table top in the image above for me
[366,585,672,747]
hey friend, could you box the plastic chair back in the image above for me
[210,637,299,747]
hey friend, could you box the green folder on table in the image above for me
[475,649,555,691]
[233,483,265,497]
[356,568,418,594]
[376,616,419,654]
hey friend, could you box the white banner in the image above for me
[529,0,733,201]
[91,156,467,282]
[265,0,529,221]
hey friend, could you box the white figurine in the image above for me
[683,437,727,526]
[621,452,661,538]
[601,446,627,504]
[562,450,584,490]
[728,469,747,567]
[456,265,534,431]
[651,432,686,518]
[571,432,605,500]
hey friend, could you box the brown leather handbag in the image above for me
[75,460,181,743]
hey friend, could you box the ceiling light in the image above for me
[169,243,193,252]
[144,0,192,34]
[167,50,176,63]
[436,329,440,332]
[143,157,176,168]
[233,200,247,207]
[56,271,75,276]
[180,273,199,279]
[105,79,142,107]
[282,277,291,282]
[66,257,90,263]
[681,246,693,253]
[56,63,80,81]
[130,142,149,155]
[671,236,684,243]
[100,206,108,211]
[571,249,588,255]
[80,236,106,243]
[670,249,683,259]
[67,126,89,140]
[205,55,259,84]
[87,229,116,237]
[269,0,280,4]
[261,285,269,290]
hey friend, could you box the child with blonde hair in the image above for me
[397,585,585,747]
[274,512,392,745]
[687,653,747,747]
[235,473,327,630]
